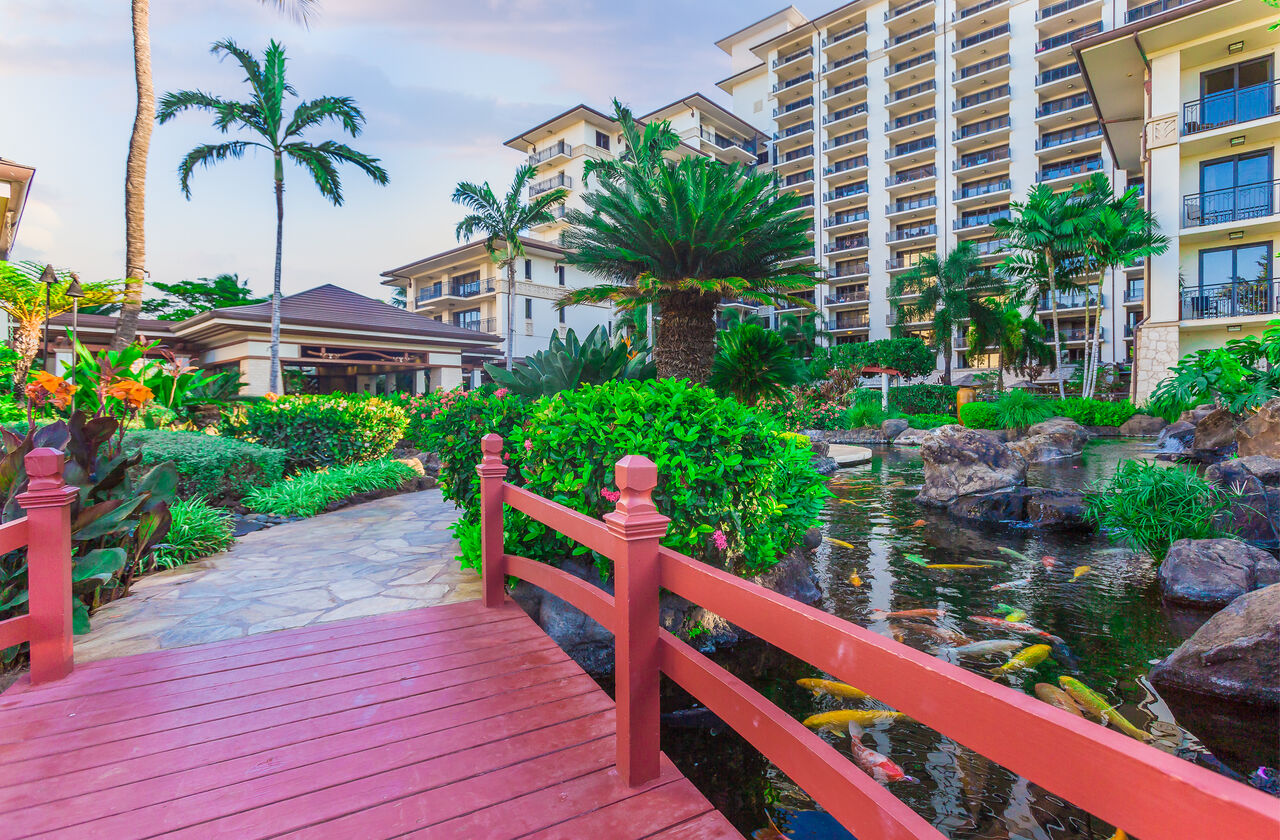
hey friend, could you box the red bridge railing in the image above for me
[0,449,78,685]
[476,434,1278,840]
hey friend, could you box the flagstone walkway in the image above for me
[72,489,479,664]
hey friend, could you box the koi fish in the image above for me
[751,813,789,840]
[991,576,1033,591]
[1042,555,1058,569]
[1058,676,1153,742]
[1034,683,1084,717]
[873,608,944,620]
[990,644,1051,676]
[826,537,857,550]
[1108,830,1128,840]
[1004,610,1027,623]
[968,616,1063,644]
[940,639,1023,663]
[802,709,905,731]
[912,519,926,527]
[966,557,1008,567]
[924,563,988,570]
[1072,565,1092,579]
[847,722,915,784]
[837,498,859,504]
[904,553,929,566]
[997,546,1031,562]
[849,572,862,586]
[993,604,1018,615]
[895,621,970,646]
[797,679,868,700]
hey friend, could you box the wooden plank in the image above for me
[1,616,546,744]
[519,778,720,840]
[0,614,29,651]
[642,811,745,839]
[137,713,621,840]
[1,631,562,766]
[8,683,613,836]
[0,515,29,556]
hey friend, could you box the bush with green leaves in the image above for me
[124,430,285,503]
[889,384,958,416]
[753,390,846,432]
[809,337,935,380]
[484,326,654,398]
[1050,398,1138,428]
[992,389,1054,429]
[231,394,408,470]
[905,413,955,429]
[1086,461,1237,559]
[841,402,888,429]
[245,459,419,518]
[1148,320,1279,416]
[711,323,807,405]
[150,497,234,569]
[958,401,999,429]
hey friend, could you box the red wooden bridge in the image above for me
[1,443,1277,840]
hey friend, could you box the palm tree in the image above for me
[993,185,1091,398]
[560,154,819,382]
[889,242,1000,386]
[1075,174,1168,398]
[775,310,830,361]
[581,99,680,187]
[453,165,569,371]
[710,323,806,405]
[116,0,319,351]
[966,297,1054,392]
[0,262,119,393]
[157,39,388,394]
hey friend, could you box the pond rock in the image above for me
[893,427,931,446]
[947,488,1034,525]
[1024,490,1090,529]
[1205,455,1280,548]
[1007,417,1091,462]
[1158,538,1280,608]
[945,487,1089,529]
[917,425,1027,506]
[1179,403,1219,425]
[1191,408,1242,463]
[881,418,910,441]
[1236,397,1280,458]
[1119,414,1168,437]
[1155,420,1196,454]
[811,456,838,476]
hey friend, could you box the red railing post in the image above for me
[16,448,77,685]
[476,433,508,608]
[604,454,669,787]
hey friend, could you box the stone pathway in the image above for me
[73,489,479,663]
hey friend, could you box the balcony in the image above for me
[822,23,868,48]
[1126,0,1196,23]
[1038,290,1100,311]
[1045,327,1095,343]
[888,223,938,243]
[825,209,870,230]
[452,317,499,333]
[954,22,1010,57]
[528,140,574,167]
[887,23,935,52]
[824,155,869,178]
[1125,284,1144,303]
[1036,123,1103,152]
[829,261,871,280]
[529,173,572,198]
[823,129,869,151]
[699,129,756,163]
[773,121,815,148]
[955,83,1011,115]
[822,50,869,75]
[823,77,868,101]
[1037,92,1092,128]
[832,313,872,331]
[887,136,936,162]
[1183,80,1280,135]
[417,279,497,303]
[532,204,569,227]
[886,0,933,22]
[886,164,937,189]
[887,257,925,273]
[1036,22,1102,57]
[1183,180,1280,228]
[825,236,870,256]
[886,51,936,81]
[955,207,1010,232]
[773,96,815,120]
[969,237,1008,258]
[886,79,937,110]
[822,103,869,128]
[824,182,870,204]
[826,289,870,306]
[888,194,938,216]
[953,0,1008,23]
[772,72,815,95]
[1035,61,1081,91]
[1037,155,1102,184]
[954,145,1011,173]
[954,114,1011,145]
[953,53,1011,87]
[1038,0,1099,21]
[1181,278,1278,320]
[773,46,814,69]
[887,108,936,136]
[954,178,1011,203]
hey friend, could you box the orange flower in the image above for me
[33,371,78,410]
[264,392,280,402]
[106,378,154,410]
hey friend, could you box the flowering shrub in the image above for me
[888,384,958,416]
[754,389,846,431]
[231,394,408,470]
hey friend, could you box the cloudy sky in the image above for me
[2,0,826,305]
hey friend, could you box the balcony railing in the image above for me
[418,279,497,303]
[1183,80,1280,134]
[888,136,936,159]
[955,146,1011,170]
[700,129,756,154]
[1037,62,1080,87]
[888,51,935,77]
[823,77,868,99]
[955,114,1011,141]
[824,129,869,150]
[834,314,872,329]
[956,83,1011,111]
[823,23,868,46]
[826,210,870,227]
[1182,278,1277,320]
[1038,92,1091,118]
[970,237,1009,256]
[826,290,870,305]
[889,194,938,214]
[773,121,815,140]
[528,140,573,166]
[823,104,868,125]
[956,208,1011,230]
[955,0,1006,21]
[774,96,815,117]
[1126,0,1195,22]
[886,0,932,20]
[1125,285,1144,302]
[954,53,1011,82]
[773,73,815,94]
[825,155,869,175]
[887,79,936,103]
[888,108,936,132]
[452,317,499,333]
[824,50,869,73]
[784,170,815,187]
[888,223,938,242]
[1036,22,1102,53]
[825,237,870,254]
[773,46,814,68]
[887,165,937,186]
[529,173,572,197]
[1037,155,1102,182]
[955,178,1011,200]
[1038,0,1095,18]
[1037,124,1103,149]
[890,23,935,46]
[829,261,871,279]
[1183,179,1280,227]
[956,22,1010,52]
[782,145,814,163]
[1039,290,1100,310]
[824,183,870,201]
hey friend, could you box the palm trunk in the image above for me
[997,346,1005,392]
[113,0,154,351]
[655,291,717,382]
[942,330,952,386]
[506,260,516,371]
[269,167,284,394]
[12,320,41,397]
[1089,277,1105,398]
[1046,253,1065,399]
[1081,285,1094,399]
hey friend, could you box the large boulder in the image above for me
[1158,538,1280,608]
[917,425,1027,506]
[1191,407,1242,463]
[1008,417,1091,462]
[1155,420,1196,454]
[947,488,1033,525]
[1236,397,1280,458]
[1024,490,1090,529]
[1119,414,1168,437]
[881,418,909,441]
[893,427,931,446]
[1205,456,1280,547]
[1179,403,1218,425]
[946,487,1090,530]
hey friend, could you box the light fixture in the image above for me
[1228,230,1245,240]
[1230,135,1246,146]
[1228,41,1244,54]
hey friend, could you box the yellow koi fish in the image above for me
[796,678,869,700]
[849,572,863,586]
[1058,677,1153,742]
[827,537,857,550]
[1108,830,1127,840]
[1072,565,1092,580]
[990,644,1051,676]
[1034,683,1084,717]
[1004,609,1027,623]
[924,563,988,570]
[802,709,906,732]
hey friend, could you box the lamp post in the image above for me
[38,264,57,377]
[64,274,84,413]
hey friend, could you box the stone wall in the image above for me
[1132,321,1181,404]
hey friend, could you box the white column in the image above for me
[438,366,463,390]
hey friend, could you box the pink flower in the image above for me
[524,439,533,452]
[600,488,621,503]
[712,529,728,551]
[494,388,509,398]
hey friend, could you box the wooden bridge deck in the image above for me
[0,600,741,839]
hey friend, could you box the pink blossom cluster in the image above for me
[600,488,621,503]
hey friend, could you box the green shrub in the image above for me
[711,324,807,405]
[809,337,934,379]
[992,389,1053,429]
[1086,461,1236,559]
[889,384,958,416]
[485,326,654,398]
[753,390,845,431]
[233,394,408,470]
[906,413,954,429]
[245,459,419,518]
[124,430,285,502]
[150,497,234,570]
[841,402,887,428]
[1051,398,1137,427]
[958,401,999,429]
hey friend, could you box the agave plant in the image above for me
[484,326,655,398]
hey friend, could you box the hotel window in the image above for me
[1195,151,1273,226]
[524,259,532,279]
[1199,57,1272,127]
[596,130,610,150]
[559,308,566,324]
[525,298,533,319]
[557,265,565,285]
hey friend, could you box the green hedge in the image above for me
[809,337,935,379]
[906,413,955,429]
[1051,398,1138,427]
[125,430,285,502]
[889,384,958,416]
[150,497,235,569]
[232,395,409,470]
[245,459,419,518]
[958,402,999,429]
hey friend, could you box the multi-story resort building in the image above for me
[1078,0,1278,400]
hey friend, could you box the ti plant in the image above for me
[484,326,655,398]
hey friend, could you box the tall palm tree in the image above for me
[993,185,1091,398]
[157,38,388,394]
[889,242,1000,386]
[966,297,1054,392]
[453,165,569,371]
[775,310,830,361]
[116,0,319,351]
[560,155,819,382]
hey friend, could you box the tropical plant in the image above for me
[484,325,654,398]
[117,0,318,350]
[138,273,267,321]
[0,262,119,394]
[1086,461,1237,559]
[561,102,819,382]
[965,297,1057,392]
[581,97,680,188]
[775,311,830,361]
[230,394,408,470]
[905,413,955,429]
[157,38,388,394]
[994,184,1093,398]
[1051,398,1138,428]
[991,389,1054,429]
[808,337,935,380]
[149,496,234,570]
[1148,321,1280,416]
[890,242,1002,386]
[125,430,285,503]
[958,401,1000,429]
[886,383,958,416]
[245,459,418,518]
[453,165,569,372]
[710,323,807,405]
[754,390,847,432]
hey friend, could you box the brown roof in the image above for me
[178,284,499,344]
[47,313,175,335]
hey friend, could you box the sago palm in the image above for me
[993,185,1091,398]
[561,155,820,382]
[453,165,569,371]
[581,99,680,187]
[710,323,806,405]
[890,241,1000,386]
[157,38,388,394]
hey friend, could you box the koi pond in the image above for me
[658,439,1274,839]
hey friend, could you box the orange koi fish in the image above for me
[847,722,917,784]
[873,608,944,620]
[968,615,1063,644]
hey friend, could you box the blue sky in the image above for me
[1,0,824,304]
